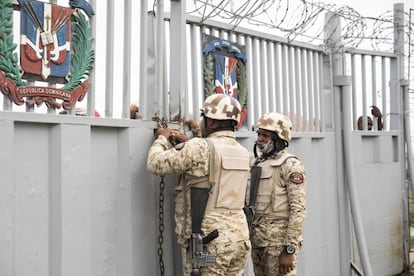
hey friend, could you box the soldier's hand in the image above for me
[279,251,295,274]
[184,115,201,137]
[155,128,171,140]
[130,104,139,119]
[185,116,199,131]
[169,130,189,146]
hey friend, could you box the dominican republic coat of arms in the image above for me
[202,34,248,128]
[0,0,95,110]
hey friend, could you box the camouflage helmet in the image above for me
[257,112,292,141]
[202,94,241,124]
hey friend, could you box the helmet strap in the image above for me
[273,136,288,152]
[253,136,288,164]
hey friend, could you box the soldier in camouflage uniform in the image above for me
[147,94,251,275]
[247,112,306,276]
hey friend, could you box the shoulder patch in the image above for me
[289,172,304,184]
[174,142,185,151]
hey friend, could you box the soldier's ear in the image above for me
[206,117,216,127]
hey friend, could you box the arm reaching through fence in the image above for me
[370,105,383,130]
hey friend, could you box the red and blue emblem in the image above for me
[203,36,248,128]
[214,54,238,97]
[19,0,73,81]
[0,0,95,110]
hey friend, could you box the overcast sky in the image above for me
[330,0,413,16]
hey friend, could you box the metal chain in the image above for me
[153,116,168,129]
[152,115,168,276]
[158,176,165,276]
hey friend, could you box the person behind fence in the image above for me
[357,105,383,130]
[244,112,306,276]
[147,94,251,275]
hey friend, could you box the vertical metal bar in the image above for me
[229,31,236,43]
[274,43,281,112]
[190,24,200,121]
[351,54,357,129]
[390,3,405,131]
[371,56,377,107]
[325,13,347,271]
[88,0,97,117]
[163,21,169,119]
[288,46,295,125]
[145,12,157,119]
[260,39,267,113]
[201,25,209,36]
[139,0,148,120]
[318,53,325,132]
[211,28,219,38]
[393,4,409,269]
[219,29,226,40]
[156,0,165,118]
[371,55,379,130]
[294,47,302,131]
[267,42,275,111]
[306,50,314,132]
[122,0,132,119]
[301,48,308,131]
[197,25,209,121]
[281,44,288,115]
[252,38,261,122]
[237,34,248,128]
[105,0,115,117]
[381,57,388,130]
[361,55,368,129]
[246,36,254,129]
[402,79,413,269]
[351,54,358,129]
[312,52,320,132]
[170,0,187,121]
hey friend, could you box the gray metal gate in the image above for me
[0,1,411,275]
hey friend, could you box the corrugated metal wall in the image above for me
[0,1,410,275]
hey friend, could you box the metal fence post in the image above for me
[324,11,351,276]
[170,0,187,121]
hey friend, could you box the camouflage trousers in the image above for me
[250,217,301,276]
[251,245,298,276]
[183,239,251,276]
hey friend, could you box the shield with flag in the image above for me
[214,54,238,97]
[19,0,73,82]
[0,0,95,110]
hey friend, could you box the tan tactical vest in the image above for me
[249,152,296,219]
[173,137,249,246]
[204,138,250,211]
[177,137,250,211]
